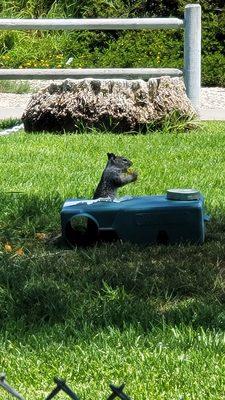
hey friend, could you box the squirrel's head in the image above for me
[107,152,132,171]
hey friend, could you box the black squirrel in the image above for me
[47,152,137,246]
[93,152,138,199]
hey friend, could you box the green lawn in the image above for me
[1,122,225,399]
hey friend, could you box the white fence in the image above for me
[0,4,201,107]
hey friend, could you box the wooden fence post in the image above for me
[184,4,201,109]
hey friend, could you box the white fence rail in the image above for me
[0,68,183,80]
[0,4,201,107]
[0,18,184,30]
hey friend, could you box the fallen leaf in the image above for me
[15,248,24,256]
[4,243,13,252]
[35,232,47,240]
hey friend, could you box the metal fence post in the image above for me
[184,4,201,109]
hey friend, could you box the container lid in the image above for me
[166,188,201,201]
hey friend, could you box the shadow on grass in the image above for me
[23,110,198,135]
[1,193,225,332]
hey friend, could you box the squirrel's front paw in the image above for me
[126,168,138,182]
[131,171,138,181]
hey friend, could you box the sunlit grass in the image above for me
[2,325,225,399]
[0,80,31,94]
[1,122,225,398]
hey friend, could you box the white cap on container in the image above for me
[166,188,201,201]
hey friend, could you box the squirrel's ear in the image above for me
[107,152,115,160]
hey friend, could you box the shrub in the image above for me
[202,52,225,87]
[0,0,224,87]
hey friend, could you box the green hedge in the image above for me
[0,0,224,86]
